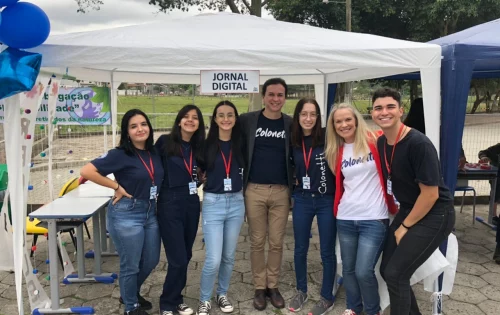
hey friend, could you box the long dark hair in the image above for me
[165,104,205,164]
[291,98,324,148]
[404,97,425,134]
[205,101,244,170]
[118,109,155,155]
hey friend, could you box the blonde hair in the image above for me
[325,103,376,174]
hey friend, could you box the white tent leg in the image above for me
[420,67,441,155]
[432,279,443,314]
[314,83,326,127]
[110,71,121,148]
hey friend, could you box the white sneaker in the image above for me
[196,301,211,315]
[177,303,194,315]
[216,295,234,313]
[160,311,174,315]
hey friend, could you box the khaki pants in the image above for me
[245,183,290,289]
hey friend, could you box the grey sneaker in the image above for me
[308,297,334,315]
[196,301,211,315]
[288,291,308,312]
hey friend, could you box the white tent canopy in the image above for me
[30,12,442,149]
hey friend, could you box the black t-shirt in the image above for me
[155,135,199,191]
[248,113,288,185]
[292,135,335,195]
[204,140,243,194]
[91,148,164,200]
[377,129,453,210]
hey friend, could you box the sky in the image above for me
[29,0,273,35]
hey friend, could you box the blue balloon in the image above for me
[0,0,19,7]
[0,47,42,100]
[0,2,50,49]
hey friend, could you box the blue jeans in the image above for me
[200,192,245,301]
[293,192,336,301]
[337,219,388,315]
[107,198,160,312]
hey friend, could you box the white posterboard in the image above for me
[200,70,260,94]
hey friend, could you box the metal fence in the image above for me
[0,112,499,205]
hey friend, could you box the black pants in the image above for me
[381,204,455,315]
[157,191,201,311]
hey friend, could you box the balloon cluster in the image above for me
[0,1,51,49]
[0,1,50,99]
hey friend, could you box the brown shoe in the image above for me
[253,289,267,310]
[266,288,285,309]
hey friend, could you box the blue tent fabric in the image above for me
[326,84,337,117]
[431,18,500,193]
[363,19,500,192]
[440,60,475,193]
[324,20,500,309]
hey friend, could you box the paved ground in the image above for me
[1,203,499,315]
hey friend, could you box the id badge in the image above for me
[189,181,198,195]
[224,178,232,192]
[150,186,158,200]
[302,176,311,190]
[387,179,393,195]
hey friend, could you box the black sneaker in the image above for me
[177,303,194,315]
[494,245,500,264]
[124,307,149,315]
[492,216,499,226]
[119,294,153,311]
[216,295,234,313]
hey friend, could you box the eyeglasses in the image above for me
[299,112,318,118]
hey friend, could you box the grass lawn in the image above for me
[48,95,381,135]
[117,95,379,129]
[53,93,499,135]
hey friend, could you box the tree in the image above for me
[75,0,269,15]
[75,0,103,13]
[149,0,269,15]
[470,79,500,113]
[268,0,500,41]
[269,0,500,105]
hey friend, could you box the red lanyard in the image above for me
[180,147,193,178]
[384,123,405,177]
[302,138,313,176]
[220,146,233,179]
[136,151,155,185]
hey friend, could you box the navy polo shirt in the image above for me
[91,148,164,200]
[204,140,243,194]
[292,135,335,195]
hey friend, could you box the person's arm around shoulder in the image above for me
[394,137,440,244]
[80,150,132,205]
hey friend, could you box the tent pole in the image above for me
[110,70,118,148]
